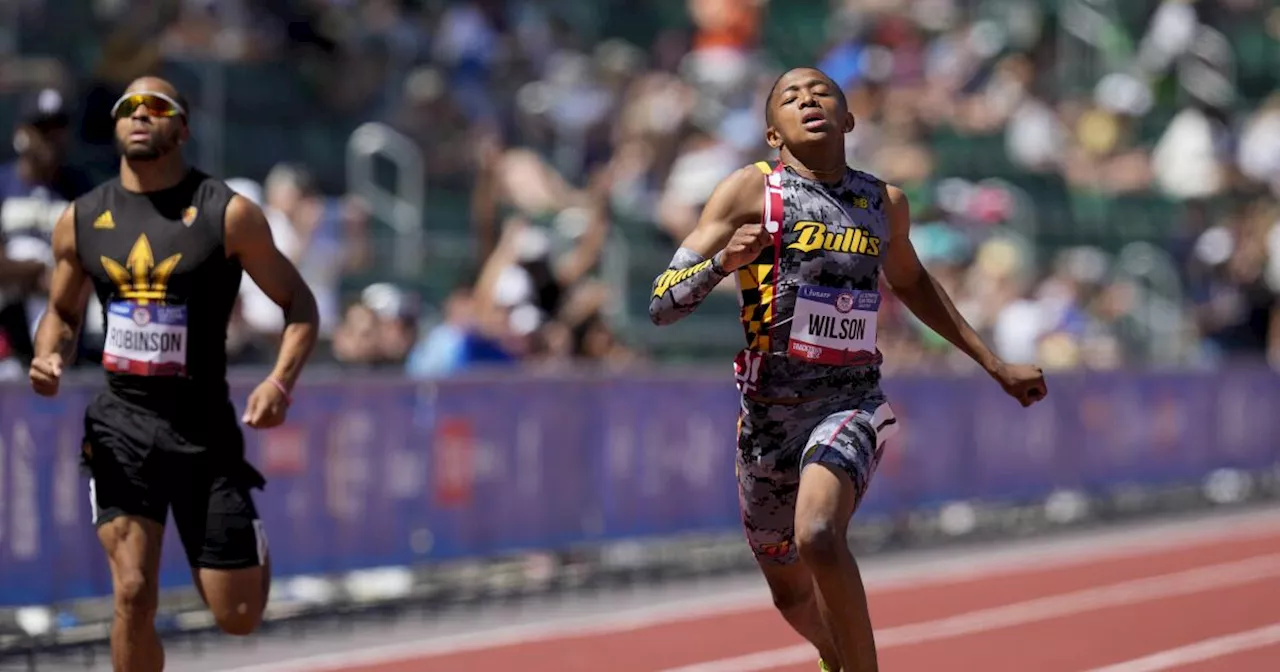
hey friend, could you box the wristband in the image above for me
[268,377,292,406]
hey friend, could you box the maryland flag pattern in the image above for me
[731,161,890,400]
[736,162,783,352]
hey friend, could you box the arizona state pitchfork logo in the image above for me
[100,234,182,306]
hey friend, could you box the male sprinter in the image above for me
[648,67,1047,671]
[29,76,318,672]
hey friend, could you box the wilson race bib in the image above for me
[788,285,880,366]
[102,301,188,376]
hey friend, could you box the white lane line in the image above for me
[658,552,1280,672]
[221,509,1280,672]
[1082,622,1280,672]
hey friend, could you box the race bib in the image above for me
[102,301,188,376]
[788,285,880,366]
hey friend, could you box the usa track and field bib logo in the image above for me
[835,292,854,313]
[788,285,881,366]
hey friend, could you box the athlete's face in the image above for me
[766,69,854,150]
[112,88,187,161]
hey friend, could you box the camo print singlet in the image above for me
[733,161,890,400]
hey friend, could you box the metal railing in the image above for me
[1114,241,1188,366]
[346,122,426,278]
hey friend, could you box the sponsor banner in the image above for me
[0,368,1276,605]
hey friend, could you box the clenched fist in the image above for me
[717,223,774,272]
[992,362,1048,408]
[29,353,64,398]
[242,379,290,429]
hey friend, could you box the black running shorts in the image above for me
[81,391,269,570]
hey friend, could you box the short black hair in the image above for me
[764,67,847,128]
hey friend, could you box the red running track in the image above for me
[236,516,1280,672]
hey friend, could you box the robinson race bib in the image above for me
[788,285,880,366]
[102,301,188,376]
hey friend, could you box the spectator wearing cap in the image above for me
[361,282,422,366]
[331,283,429,369]
[0,88,94,377]
[332,301,384,368]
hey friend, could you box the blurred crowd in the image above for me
[1,0,1279,379]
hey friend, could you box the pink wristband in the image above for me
[268,378,292,406]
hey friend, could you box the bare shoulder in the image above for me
[706,163,770,224]
[727,162,774,196]
[225,193,267,234]
[881,182,912,237]
[225,192,264,222]
[724,162,773,191]
[677,164,770,253]
[223,194,273,256]
[51,202,78,259]
[883,182,909,207]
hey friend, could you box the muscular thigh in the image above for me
[801,397,897,511]
[97,515,165,608]
[736,402,821,565]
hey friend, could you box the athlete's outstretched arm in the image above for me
[649,166,766,326]
[30,205,91,396]
[881,186,999,371]
[881,184,1047,406]
[226,195,318,424]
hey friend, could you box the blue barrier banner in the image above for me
[1,369,1277,605]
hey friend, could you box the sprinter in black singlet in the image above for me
[28,76,318,672]
[649,67,1047,671]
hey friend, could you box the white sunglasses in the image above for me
[110,91,187,120]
